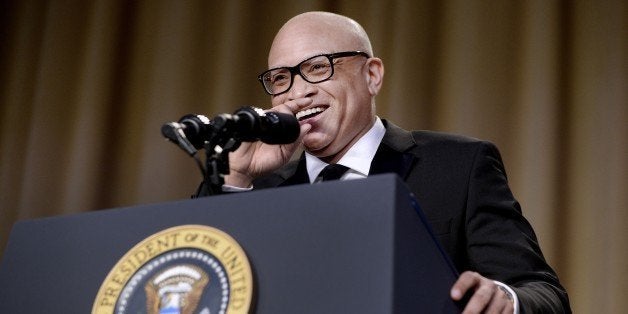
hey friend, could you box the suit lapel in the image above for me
[369,120,418,179]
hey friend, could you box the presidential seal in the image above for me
[92,225,253,314]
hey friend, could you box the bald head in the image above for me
[263,12,384,162]
[268,12,373,67]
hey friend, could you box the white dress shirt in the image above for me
[306,117,385,182]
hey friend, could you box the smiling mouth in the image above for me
[296,106,327,121]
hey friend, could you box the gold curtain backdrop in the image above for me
[1,1,626,312]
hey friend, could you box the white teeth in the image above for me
[296,107,326,120]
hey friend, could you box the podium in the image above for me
[0,174,461,313]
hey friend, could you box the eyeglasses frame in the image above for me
[257,51,370,96]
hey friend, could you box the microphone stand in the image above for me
[201,115,242,196]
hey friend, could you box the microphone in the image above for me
[161,114,212,151]
[227,106,300,144]
[161,106,300,151]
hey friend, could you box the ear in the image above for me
[365,57,384,96]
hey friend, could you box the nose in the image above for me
[287,73,316,100]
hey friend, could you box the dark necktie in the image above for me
[315,164,350,182]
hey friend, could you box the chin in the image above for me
[303,139,332,156]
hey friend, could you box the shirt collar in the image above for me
[305,117,386,183]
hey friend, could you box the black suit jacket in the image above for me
[251,120,571,313]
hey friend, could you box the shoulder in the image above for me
[412,130,500,156]
[383,120,498,157]
[382,121,506,180]
[411,129,484,146]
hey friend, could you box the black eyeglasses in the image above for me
[258,51,370,96]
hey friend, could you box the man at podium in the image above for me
[198,11,571,313]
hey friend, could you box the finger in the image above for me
[482,291,514,314]
[496,287,515,314]
[275,123,311,161]
[450,271,481,300]
[282,123,311,152]
[462,282,497,314]
[273,98,313,114]
[483,290,508,314]
[500,300,514,314]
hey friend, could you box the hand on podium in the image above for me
[451,271,516,313]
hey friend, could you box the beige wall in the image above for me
[1,1,626,312]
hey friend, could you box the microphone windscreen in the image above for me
[258,111,300,144]
[233,107,300,144]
